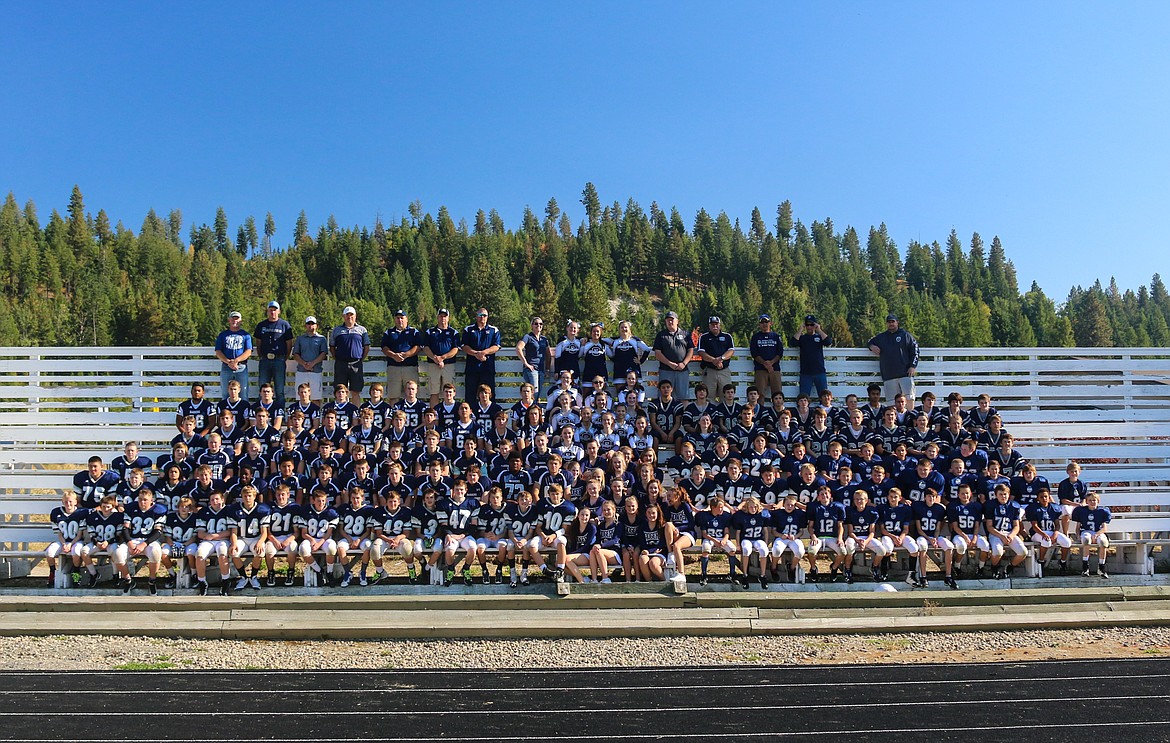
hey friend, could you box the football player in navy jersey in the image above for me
[74,456,121,510]
[335,487,375,587]
[121,488,168,594]
[177,382,215,435]
[975,459,1011,504]
[298,488,340,586]
[562,506,599,583]
[946,483,988,577]
[843,489,886,584]
[756,465,786,508]
[288,382,321,432]
[243,408,281,454]
[816,440,851,483]
[731,495,771,589]
[1010,463,1050,514]
[229,485,270,591]
[162,496,198,588]
[195,490,235,596]
[769,493,807,583]
[370,489,417,584]
[264,484,300,586]
[45,492,86,588]
[534,484,577,582]
[211,410,244,456]
[876,488,917,584]
[115,467,150,508]
[270,456,307,506]
[506,489,543,586]
[786,463,827,507]
[715,458,758,510]
[111,441,154,480]
[912,488,953,588]
[1025,488,1071,576]
[196,433,233,482]
[1072,492,1111,578]
[79,495,129,588]
[1057,461,1089,534]
[895,457,946,505]
[470,487,510,584]
[941,458,977,503]
[695,496,737,585]
[985,483,1029,580]
[360,382,393,430]
[806,485,846,582]
[830,465,859,506]
[437,479,479,586]
[216,379,251,428]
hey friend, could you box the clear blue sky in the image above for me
[2,3,1167,300]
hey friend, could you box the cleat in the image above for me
[554,568,565,583]
[945,576,958,590]
[807,568,819,583]
[601,577,612,584]
[358,573,368,587]
[121,578,134,594]
[1081,567,1090,577]
[829,567,840,583]
[463,568,473,585]
[920,579,929,589]
[995,567,1007,580]
[759,575,769,590]
[266,573,276,587]
[374,568,388,584]
[220,581,230,596]
[235,577,249,591]
[250,576,261,590]
[481,572,490,585]
[740,575,750,589]
[340,572,352,588]
[493,570,502,585]
[1060,560,1068,575]
[148,580,157,596]
[407,565,419,584]
[1005,563,1015,576]
[197,579,209,596]
[519,573,530,586]
[699,576,708,587]
[905,571,916,586]
[1098,566,1109,579]
[509,574,519,588]
[284,573,295,587]
[845,570,854,585]
[86,572,98,589]
[871,566,881,582]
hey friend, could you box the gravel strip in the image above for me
[1,628,1168,670]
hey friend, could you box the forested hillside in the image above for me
[0,184,1167,348]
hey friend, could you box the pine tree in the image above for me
[214,207,229,254]
[581,183,601,230]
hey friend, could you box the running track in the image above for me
[1,658,1168,741]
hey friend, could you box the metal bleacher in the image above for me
[0,345,1168,579]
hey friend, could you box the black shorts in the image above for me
[334,359,365,394]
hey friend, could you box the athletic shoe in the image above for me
[1005,563,1015,576]
[266,573,276,587]
[976,566,986,578]
[481,572,490,585]
[46,573,55,589]
[148,580,157,596]
[463,568,473,585]
[905,571,916,586]
[509,574,518,588]
[944,576,958,590]
[220,581,230,596]
[493,569,502,585]
[919,578,929,589]
[197,579,208,596]
[845,570,854,585]
[1098,566,1109,579]
[828,567,839,583]
[740,575,750,589]
[249,576,261,591]
[759,575,769,590]
[807,568,819,583]
[374,568,388,584]
[121,577,133,594]
[407,565,418,584]
[554,568,565,583]
[1060,560,1068,575]
[601,577,612,584]
[871,566,881,582]
[519,573,530,586]
[86,572,98,588]
[699,576,708,586]
[235,576,249,591]
[1081,566,1091,577]
[284,573,295,587]
[995,567,1007,580]
[358,573,368,587]
[340,572,352,588]
[583,577,593,583]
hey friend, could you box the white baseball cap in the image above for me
[342,306,356,316]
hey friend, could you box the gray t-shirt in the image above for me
[292,333,328,373]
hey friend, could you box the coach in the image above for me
[330,306,371,402]
[380,309,421,405]
[697,315,735,396]
[653,310,694,400]
[868,313,919,401]
[749,313,783,399]
[254,300,293,412]
[215,311,252,400]
[423,308,460,406]
[461,307,501,403]
[792,314,833,397]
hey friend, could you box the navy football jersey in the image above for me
[50,506,89,542]
[335,503,376,539]
[231,502,271,539]
[440,497,479,535]
[1072,505,1111,533]
[86,510,124,544]
[731,509,770,540]
[178,398,215,431]
[168,512,198,548]
[73,470,122,509]
[378,505,414,537]
[844,505,880,538]
[266,503,299,538]
[715,473,758,508]
[695,510,734,540]
[298,505,340,539]
[678,477,718,510]
[1025,502,1063,534]
[912,501,947,537]
[985,502,1019,534]
[771,508,807,538]
[123,503,168,540]
[1010,475,1050,507]
[879,503,914,536]
[410,503,441,540]
[196,505,234,538]
[538,500,576,535]
[946,500,983,536]
[896,470,947,503]
[808,501,846,538]
[1057,477,1089,505]
[507,503,542,540]
[473,503,511,538]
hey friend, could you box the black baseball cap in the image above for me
[804,315,817,324]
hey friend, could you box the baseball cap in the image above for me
[438,308,450,315]
[664,310,678,320]
[759,314,771,322]
[305,316,317,325]
[477,310,488,317]
[804,314,817,324]
[228,311,242,320]
[708,315,721,324]
[394,309,406,317]
[886,313,898,322]
[267,301,280,310]
[342,306,356,316]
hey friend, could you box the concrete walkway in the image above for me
[2,579,1170,639]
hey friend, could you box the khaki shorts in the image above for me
[294,371,323,401]
[385,365,420,399]
[425,361,457,397]
[702,367,733,397]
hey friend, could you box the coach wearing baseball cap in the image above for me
[380,309,421,405]
[653,310,694,400]
[292,316,328,404]
[329,305,371,403]
[868,313,919,402]
[792,314,834,398]
[254,300,293,412]
[697,315,735,396]
[215,311,253,400]
[750,314,783,399]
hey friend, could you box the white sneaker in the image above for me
[583,577,593,583]
[234,576,248,591]
[340,573,352,588]
[601,577,612,584]
[249,576,261,590]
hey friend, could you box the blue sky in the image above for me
[2,3,1167,300]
